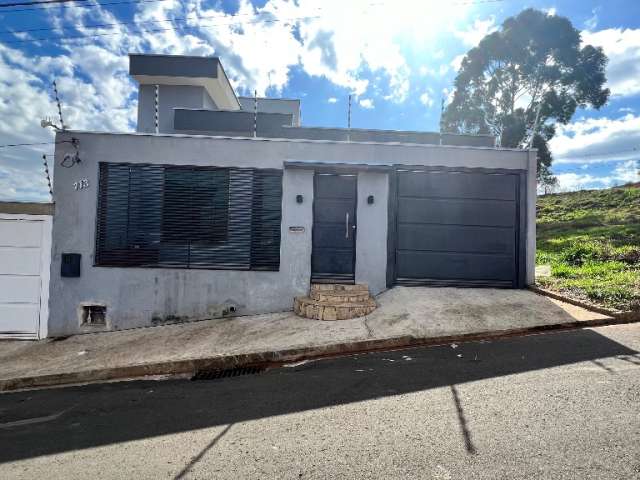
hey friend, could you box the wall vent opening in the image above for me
[81,305,106,326]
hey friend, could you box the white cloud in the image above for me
[454,17,496,47]
[545,7,557,17]
[442,87,454,106]
[582,28,640,97]
[358,98,374,109]
[619,107,635,113]
[419,91,434,108]
[295,0,472,103]
[0,0,478,200]
[550,112,640,191]
[450,54,465,73]
[584,8,599,30]
[550,113,640,164]
[555,160,638,192]
[612,159,640,184]
[438,64,450,76]
[554,172,603,191]
[421,64,451,77]
[327,97,338,104]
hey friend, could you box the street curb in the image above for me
[529,286,640,322]
[1,313,639,393]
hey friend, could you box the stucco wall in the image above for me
[355,171,389,295]
[137,85,212,134]
[526,150,538,285]
[50,131,533,336]
[238,97,301,127]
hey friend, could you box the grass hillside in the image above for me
[536,183,640,312]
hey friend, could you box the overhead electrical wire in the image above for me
[0,140,56,148]
[556,147,639,160]
[0,0,164,13]
[0,0,87,8]
[0,139,75,148]
[0,0,506,45]
[2,14,321,45]
[1,7,289,35]
[0,0,504,14]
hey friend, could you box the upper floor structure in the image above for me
[129,53,495,147]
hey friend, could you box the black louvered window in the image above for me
[95,162,282,271]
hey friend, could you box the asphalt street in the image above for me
[1,323,639,479]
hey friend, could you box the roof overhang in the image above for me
[284,161,392,173]
[129,54,240,111]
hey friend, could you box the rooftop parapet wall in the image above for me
[0,202,54,215]
[238,97,301,127]
[172,110,495,147]
[173,109,295,136]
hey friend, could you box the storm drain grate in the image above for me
[191,365,266,381]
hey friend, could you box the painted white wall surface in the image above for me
[49,131,533,336]
[0,214,52,339]
[526,149,538,286]
[355,171,389,295]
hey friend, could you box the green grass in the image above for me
[536,183,640,312]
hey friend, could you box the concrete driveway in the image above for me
[0,287,616,391]
[367,286,607,337]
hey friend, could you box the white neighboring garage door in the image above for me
[0,215,51,339]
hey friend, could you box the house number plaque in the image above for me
[73,178,89,191]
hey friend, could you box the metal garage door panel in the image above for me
[397,224,515,255]
[0,247,41,275]
[398,171,517,200]
[398,197,516,227]
[396,251,515,283]
[0,219,42,247]
[0,304,39,334]
[394,169,520,287]
[0,276,40,303]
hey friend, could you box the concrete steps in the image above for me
[294,284,377,320]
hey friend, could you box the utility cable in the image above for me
[0,0,86,8]
[0,0,162,13]
[1,0,505,45]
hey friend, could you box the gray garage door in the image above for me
[394,168,521,287]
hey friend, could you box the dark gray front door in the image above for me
[312,173,357,283]
[394,169,520,287]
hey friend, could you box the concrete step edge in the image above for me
[310,283,369,293]
[2,315,638,393]
[294,297,377,308]
[309,292,372,301]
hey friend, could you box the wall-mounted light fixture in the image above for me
[296,194,304,204]
[367,195,374,205]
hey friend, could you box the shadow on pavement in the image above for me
[0,327,636,464]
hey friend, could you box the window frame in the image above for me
[94,162,283,272]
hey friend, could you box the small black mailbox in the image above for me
[61,253,81,277]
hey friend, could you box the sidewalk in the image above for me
[0,287,629,392]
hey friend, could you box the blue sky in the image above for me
[0,0,639,200]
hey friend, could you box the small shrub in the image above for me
[579,261,627,277]
[611,245,640,265]
[551,263,577,278]
[560,241,608,265]
[583,284,634,309]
